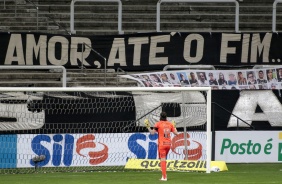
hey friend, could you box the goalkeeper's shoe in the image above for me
[159,177,167,181]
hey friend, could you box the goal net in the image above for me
[0,87,211,174]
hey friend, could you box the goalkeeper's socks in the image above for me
[161,161,167,179]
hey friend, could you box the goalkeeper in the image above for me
[144,112,178,181]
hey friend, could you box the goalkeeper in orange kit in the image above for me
[144,112,178,181]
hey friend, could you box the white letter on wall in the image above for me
[128,37,149,66]
[183,34,204,63]
[5,34,25,65]
[26,34,47,65]
[149,35,170,65]
[48,36,69,65]
[220,33,241,63]
[108,38,126,66]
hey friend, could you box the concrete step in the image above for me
[0,80,137,87]
[1,14,278,30]
[67,69,116,73]
[0,79,62,84]
[51,13,282,23]
[69,76,120,82]
[68,81,138,87]
[0,13,46,19]
[0,83,63,87]
[0,73,62,79]
[0,22,48,27]
[0,26,49,31]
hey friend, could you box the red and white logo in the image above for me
[171,133,202,160]
[76,134,108,165]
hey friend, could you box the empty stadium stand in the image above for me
[0,69,137,87]
[0,0,281,35]
[0,0,280,87]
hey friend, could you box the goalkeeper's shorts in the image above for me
[158,145,170,159]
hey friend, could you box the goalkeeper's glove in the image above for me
[172,120,176,128]
[144,119,150,129]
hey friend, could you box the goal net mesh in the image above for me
[0,87,210,174]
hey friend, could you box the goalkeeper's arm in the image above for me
[144,119,156,135]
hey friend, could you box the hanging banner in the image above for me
[0,32,282,70]
[120,67,282,89]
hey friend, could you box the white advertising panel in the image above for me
[215,131,282,163]
[17,132,207,168]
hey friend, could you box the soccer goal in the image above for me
[0,87,211,174]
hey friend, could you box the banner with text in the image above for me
[1,32,282,70]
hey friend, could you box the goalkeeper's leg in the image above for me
[159,146,170,181]
[160,158,167,181]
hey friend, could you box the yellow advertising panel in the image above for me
[125,158,228,172]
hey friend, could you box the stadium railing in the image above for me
[82,42,107,86]
[156,0,240,33]
[272,0,282,32]
[163,65,216,71]
[116,67,127,86]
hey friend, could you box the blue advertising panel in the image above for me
[0,135,17,168]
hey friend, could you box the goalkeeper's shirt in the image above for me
[154,121,175,146]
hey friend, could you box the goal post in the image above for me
[0,87,211,174]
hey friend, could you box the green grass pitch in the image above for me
[2,164,282,184]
